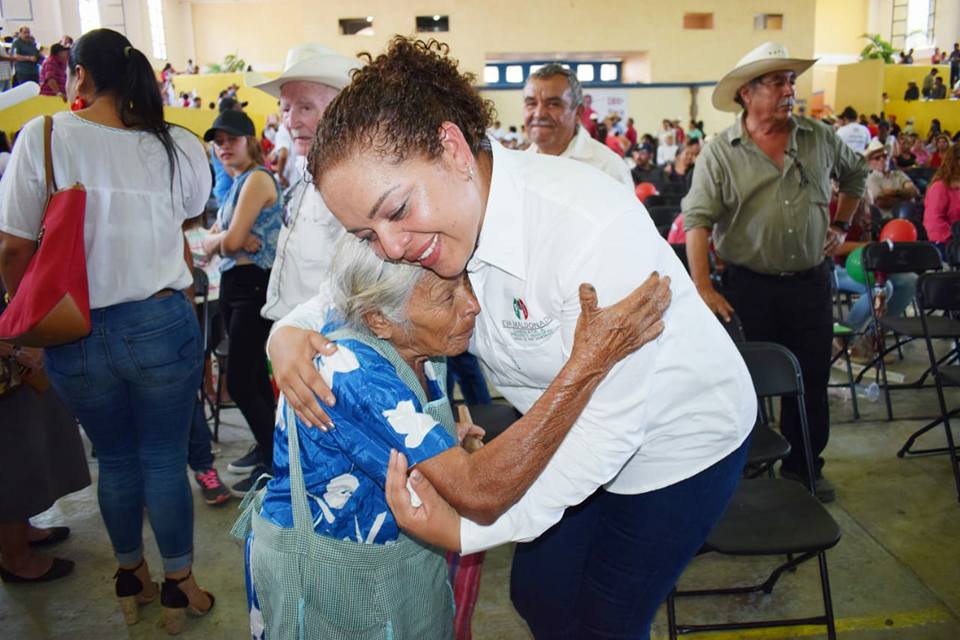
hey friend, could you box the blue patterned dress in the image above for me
[245,329,456,638]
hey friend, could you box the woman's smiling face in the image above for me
[317,125,486,279]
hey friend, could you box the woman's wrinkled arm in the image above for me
[415,274,671,525]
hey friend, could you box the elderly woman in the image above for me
[269,38,755,639]
[237,235,669,639]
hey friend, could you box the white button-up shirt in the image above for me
[528,125,633,189]
[261,157,345,321]
[274,140,756,555]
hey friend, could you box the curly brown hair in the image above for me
[308,37,495,180]
[932,141,960,187]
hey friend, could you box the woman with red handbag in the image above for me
[0,29,215,634]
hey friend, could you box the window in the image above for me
[416,15,449,32]
[482,60,622,87]
[599,63,618,81]
[505,65,524,83]
[754,13,783,30]
[891,0,935,49]
[146,0,167,59]
[683,13,714,29]
[78,0,101,34]
[339,17,374,36]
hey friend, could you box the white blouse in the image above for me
[0,111,212,308]
[276,140,756,555]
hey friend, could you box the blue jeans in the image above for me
[510,437,749,640]
[445,351,492,405]
[45,293,202,572]
[835,268,917,332]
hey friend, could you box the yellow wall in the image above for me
[834,59,885,117]
[171,72,281,128]
[0,98,227,140]
[882,64,951,99]
[884,100,960,139]
[190,0,816,97]
[814,0,870,56]
[0,97,68,138]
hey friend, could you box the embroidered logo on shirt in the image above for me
[513,297,529,320]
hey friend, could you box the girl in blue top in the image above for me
[202,110,282,494]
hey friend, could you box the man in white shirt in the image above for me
[255,44,357,324]
[522,63,633,188]
[656,133,678,166]
[835,106,871,153]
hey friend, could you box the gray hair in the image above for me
[527,63,583,108]
[327,235,425,334]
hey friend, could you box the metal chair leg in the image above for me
[817,552,838,640]
[213,355,225,443]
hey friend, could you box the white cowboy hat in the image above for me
[253,43,358,97]
[863,139,887,158]
[712,42,816,113]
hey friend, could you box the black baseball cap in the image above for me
[203,110,256,142]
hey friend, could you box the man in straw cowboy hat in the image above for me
[256,44,357,325]
[682,42,868,502]
[213,44,357,481]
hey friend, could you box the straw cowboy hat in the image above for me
[253,43,358,97]
[712,42,817,113]
[863,139,887,159]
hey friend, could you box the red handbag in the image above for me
[0,116,90,347]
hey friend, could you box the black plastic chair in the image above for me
[458,402,521,443]
[945,238,960,270]
[670,243,688,273]
[667,342,841,640]
[647,205,680,239]
[896,272,960,502]
[860,241,945,420]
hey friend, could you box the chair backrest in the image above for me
[192,268,209,298]
[862,241,943,274]
[946,238,960,269]
[917,272,960,312]
[737,342,804,399]
[670,243,689,272]
[647,205,680,227]
[719,311,745,342]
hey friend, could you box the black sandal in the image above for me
[0,557,74,583]
[28,526,70,548]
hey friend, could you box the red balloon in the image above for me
[879,219,918,243]
[635,182,658,202]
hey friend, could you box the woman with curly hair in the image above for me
[924,141,960,251]
[270,38,756,639]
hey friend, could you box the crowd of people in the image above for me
[0,26,959,640]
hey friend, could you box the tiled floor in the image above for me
[3,341,959,639]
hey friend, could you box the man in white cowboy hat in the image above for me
[256,43,357,325]
[217,44,356,483]
[863,139,919,218]
[683,41,868,502]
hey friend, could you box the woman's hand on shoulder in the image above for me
[570,273,671,376]
[269,326,338,429]
[385,450,462,552]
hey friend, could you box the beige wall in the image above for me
[190,0,815,91]
[814,0,870,57]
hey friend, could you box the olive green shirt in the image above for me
[682,115,868,274]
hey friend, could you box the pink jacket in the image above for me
[923,180,960,243]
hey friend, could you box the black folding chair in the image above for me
[860,241,945,420]
[667,342,841,639]
[896,272,960,502]
[670,243,689,273]
[647,205,680,239]
[457,402,521,443]
[945,238,960,270]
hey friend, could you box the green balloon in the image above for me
[845,246,874,285]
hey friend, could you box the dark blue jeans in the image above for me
[510,437,749,639]
[45,293,202,572]
[445,351,492,405]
